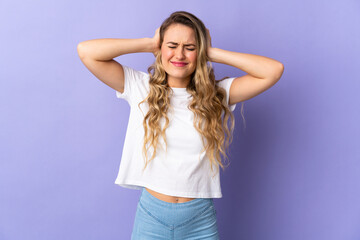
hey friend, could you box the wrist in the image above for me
[141,37,156,53]
[207,47,218,62]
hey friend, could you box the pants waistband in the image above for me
[140,187,213,209]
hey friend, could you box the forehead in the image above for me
[163,24,196,43]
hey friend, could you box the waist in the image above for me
[140,187,212,209]
[145,187,196,203]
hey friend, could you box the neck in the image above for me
[167,76,191,88]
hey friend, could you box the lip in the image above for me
[171,61,188,67]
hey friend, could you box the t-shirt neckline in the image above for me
[170,87,189,96]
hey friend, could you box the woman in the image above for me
[77,11,284,240]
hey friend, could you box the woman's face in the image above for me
[161,23,197,87]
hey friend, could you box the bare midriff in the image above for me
[145,187,196,203]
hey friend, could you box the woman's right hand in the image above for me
[152,27,161,56]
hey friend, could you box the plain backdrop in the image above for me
[1,0,359,239]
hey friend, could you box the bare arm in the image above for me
[77,29,160,93]
[209,47,284,104]
[209,48,283,80]
[77,38,155,60]
[206,29,284,103]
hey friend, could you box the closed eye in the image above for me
[168,46,195,51]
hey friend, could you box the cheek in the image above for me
[188,52,197,64]
[161,49,172,62]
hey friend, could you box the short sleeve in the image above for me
[115,65,148,104]
[216,77,237,112]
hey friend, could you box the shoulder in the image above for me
[215,77,237,111]
[216,77,236,90]
[122,65,149,80]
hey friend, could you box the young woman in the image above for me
[77,11,283,240]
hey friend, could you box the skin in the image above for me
[160,23,197,88]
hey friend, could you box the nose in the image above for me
[174,47,185,60]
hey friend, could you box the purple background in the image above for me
[1,0,359,239]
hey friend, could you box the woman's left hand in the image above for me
[206,28,214,61]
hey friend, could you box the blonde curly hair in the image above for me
[138,11,245,177]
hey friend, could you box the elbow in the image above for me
[272,62,284,82]
[77,42,87,59]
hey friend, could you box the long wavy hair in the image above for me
[138,11,245,177]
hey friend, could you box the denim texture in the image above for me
[131,187,219,240]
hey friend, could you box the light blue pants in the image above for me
[131,187,219,240]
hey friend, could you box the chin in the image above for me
[169,73,191,80]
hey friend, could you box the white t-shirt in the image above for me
[114,65,237,198]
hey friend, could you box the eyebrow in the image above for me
[166,41,196,47]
